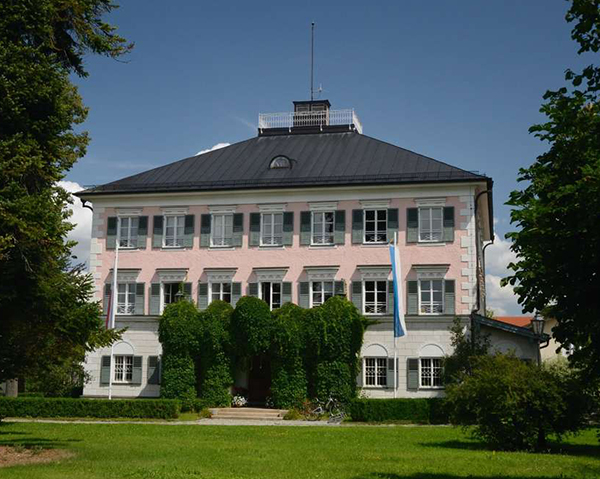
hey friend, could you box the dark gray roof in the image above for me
[78,131,489,197]
[472,313,549,341]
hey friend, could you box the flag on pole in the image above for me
[389,238,407,338]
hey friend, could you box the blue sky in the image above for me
[65,0,589,315]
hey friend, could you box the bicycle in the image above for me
[307,397,346,423]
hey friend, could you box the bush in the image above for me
[160,355,196,410]
[444,353,596,450]
[0,397,180,419]
[349,398,448,424]
[231,296,273,357]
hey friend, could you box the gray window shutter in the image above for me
[106,217,117,250]
[100,356,111,385]
[248,282,259,297]
[147,356,161,385]
[334,210,346,245]
[137,216,148,249]
[407,281,418,315]
[299,282,309,308]
[103,284,112,314]
[352,281,363,312]
[356,358,363,388]
[149,283,161,315]
[135,283,145,315]
[388,280,394,316]
[282,282,292,304]
[387,357,397,389]
[444,280,456,315]
[233,213,243,247]
[283,212,294,246]
[152,216,163,248]
[300,211,311,245]
[407,358,419,390]
[387,208,399,243]
[197,282,209,310]
[406,208,419,243]
[132,356,143,385]
[443,207,455,242]
[249,213,261,246]
[334,281,346,298]
[352,209,363,244]
[183,282,192,301]
[231,282,242,306]
[183,215,195,248]
[200,214,211,248]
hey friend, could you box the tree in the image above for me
[503,0,600,379]
[0,1,131,385]
[443,318,490,385]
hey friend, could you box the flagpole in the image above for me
[108,216,121,400]
[394,231,398,399]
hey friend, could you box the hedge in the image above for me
[348,398,449,424]
[0,397,180,419]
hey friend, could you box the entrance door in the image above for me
[248,355,271,405]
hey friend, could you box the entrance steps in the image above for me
[209,407,288,421]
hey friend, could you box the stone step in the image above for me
[210,414,285,421]
[209,408,288,420]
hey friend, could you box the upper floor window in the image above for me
[419,279,443,314]
[364,357,387,387]
[211,282,232,304]
[311,281,334,307]
[117,283,136,315]
[270,156,291,169]
[364,280,388,315]
[163,282,184,308]
[211,214,233,247]
[364,209,387,243]
[312,212,335,245]
[419,207,443,242]
[164,215,185,247]
[260,282,281,310]
[420,358,443,388]
[119,217,139,248]
[261,213,283,246]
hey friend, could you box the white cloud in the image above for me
[59,180,92,268]
[484,235,523,316]
[196,142,230,156]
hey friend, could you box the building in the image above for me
[76,100,537,400]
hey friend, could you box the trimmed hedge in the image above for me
[0,397,180,419]
[349,398,448,424]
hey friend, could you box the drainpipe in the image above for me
[473,185,494,315]
[81,199,93,212]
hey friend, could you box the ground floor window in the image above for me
[364,357,387,387]
[420,358,443,388]
[114,355,133,383]
[260,282,281,310]
[364,280,387,315]
[311,281,334,307]
[211,282,232,304]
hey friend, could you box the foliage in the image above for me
[444,353,596,451]
[231,297,273,357]
[0,397,180,419]
[0,0,130,384]
[443,317,490,385]
[503,0,600,379]
[159,355,196,410]
[348,398,448,424]
[25,358,89,398]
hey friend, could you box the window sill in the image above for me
[361,385,389,389]
[308,244,337,249]
[117,247,139,252]
[361,243,389,248]
[417,242,446,247]
[418,387,445,391]
[160,247,187,251]
[209,246,236,251]
[363,313,389,317]
[258,245,285,250]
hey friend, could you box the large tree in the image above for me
[503,0,600,377]
[0,1,131,385]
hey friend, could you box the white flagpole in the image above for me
[108,216,121,400]
[394,231,398,399]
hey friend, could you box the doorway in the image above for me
[247,354,271,406]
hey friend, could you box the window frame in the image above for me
[363,357,388,388]
[113,355,134,383]
[363,280,388,315]
[210,281,232,304]
[116,282,136,316]
[419,357,444,389]
[118,216,139,249]
[363,209,388,244]
[161,282,183,313]
[418,279,444,315]
[311,211,335,246]
[418,206,444,243]
[259,281,282,310]
[310,280,334,308]
[163,215,185,248]
[210,213,234,248]
[260,212,284,247]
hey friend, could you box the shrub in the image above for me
[349,398,448,424]
[444,353,595,450]
[0,397,180,419]
[315,361,354,405]
[160,355,196,410]
[231,296,273,357]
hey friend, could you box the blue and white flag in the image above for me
[389,241,407,338]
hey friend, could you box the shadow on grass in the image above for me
[0,425,80,449]
[353,474,600,479]
[421,440,600,458]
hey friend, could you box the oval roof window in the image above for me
[270,155,292,169]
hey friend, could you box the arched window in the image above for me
[270,156,291,169]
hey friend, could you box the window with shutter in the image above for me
[311,281,334,307]
[363,357,387,387]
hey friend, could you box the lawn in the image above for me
[0,422,598,479]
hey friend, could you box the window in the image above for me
[163,282,183,307]
[211,282,232,304]
[364,280,387,315]
[364,357,387,387]
[420,358,443,388]
[164,215,185,247]
[419,207,443,242]
[312,211,334,245]
[261,213,283,246]
[270,156,291,169]
[117,283,136,315]
[211,214,233,247]
[419,279,443,314]
[364,209,387,243]
[119,217,139,248]
[114,355,133,383]
[260,282,281,310]
[311,281,334,307]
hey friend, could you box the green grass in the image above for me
[0,422,598,478]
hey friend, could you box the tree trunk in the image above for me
[5,379,18,397]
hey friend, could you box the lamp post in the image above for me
[531,313,545,365]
